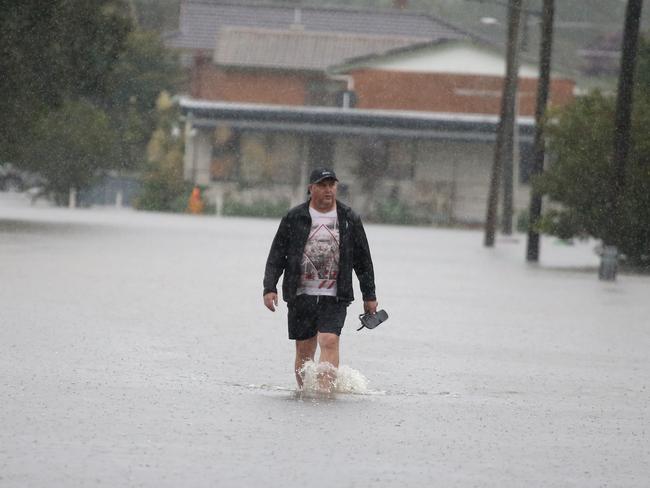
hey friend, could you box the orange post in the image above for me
[187,186,204,214]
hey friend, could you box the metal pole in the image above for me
[500,41,520,235]
[484,0,523,246]
[526,0,555,262]
[611,0,643,234]
[600,0,644,280]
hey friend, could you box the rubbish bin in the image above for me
[598,245,618,281]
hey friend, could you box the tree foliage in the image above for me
[21,100,119,202]
[103,30,183,170]
[535,40,650,266]
[1,1,182,203]
[135,92,190,212]
[132,0,180,31]
[0,0,131,161]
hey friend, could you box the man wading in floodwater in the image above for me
[263,168,378,391]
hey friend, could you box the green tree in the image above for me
[535,54,650,266]
[132,0,180,31]
[0,0,132,161]
[103,30,183,170]
[1,1,182,204]
[21,100,119,203]
[135,92,190,212]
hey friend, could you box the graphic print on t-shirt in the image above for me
[297,207,339,296]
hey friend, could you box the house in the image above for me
[170,0,575,224]
[167,0,468,67]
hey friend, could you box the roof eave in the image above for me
[178,97,535,141]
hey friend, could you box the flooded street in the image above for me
[1,196,649,487]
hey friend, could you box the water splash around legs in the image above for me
[298,360,370,395]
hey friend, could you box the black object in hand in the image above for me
[357,309,389,331]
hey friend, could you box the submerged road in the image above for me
[1,198,649,487]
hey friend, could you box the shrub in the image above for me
[222,198,290,218]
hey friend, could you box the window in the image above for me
[306,79,345,107]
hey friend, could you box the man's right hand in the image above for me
[263,292,278,312]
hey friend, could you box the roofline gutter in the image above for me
[190,116,535,142]
[177,97,535,142]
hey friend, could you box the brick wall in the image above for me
[190,61,575,115]
[350,70,575,115]
[191,62,313,106]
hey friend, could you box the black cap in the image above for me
[309,168,338,184]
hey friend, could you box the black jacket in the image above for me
[263,200,376,303]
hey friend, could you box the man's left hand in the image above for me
[363,300,378,315]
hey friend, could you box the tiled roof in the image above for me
[169,0,470,51]
[214,27,429,71]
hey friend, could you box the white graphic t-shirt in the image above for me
[296,206,340,296]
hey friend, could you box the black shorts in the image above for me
[287,295,349,341]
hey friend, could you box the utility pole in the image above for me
[501,1,527,236]
[526,0,555,262]
[484,0,523,246]
[600,0,644,280]
[613,0,643,199]
[500,45,521,236]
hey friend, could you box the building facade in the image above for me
[170,0,575,224]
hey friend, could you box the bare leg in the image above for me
[317,332,340,391]
[294,337,317,388]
